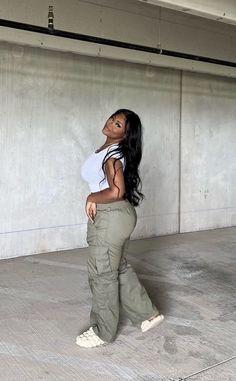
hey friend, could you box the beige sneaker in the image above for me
[76,327,106,348]
[141,314,164,333]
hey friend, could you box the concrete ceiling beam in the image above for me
[137,0,236,25]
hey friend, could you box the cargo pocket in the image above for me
[87,245,112,277]
[95,246,112,275]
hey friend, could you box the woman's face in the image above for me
[102,113,127,141]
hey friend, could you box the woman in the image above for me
[76,109,164,348]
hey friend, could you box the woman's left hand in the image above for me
[86,197,97,223]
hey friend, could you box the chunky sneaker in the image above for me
[76,327,106,348]
[141,314,164,333]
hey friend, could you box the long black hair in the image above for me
[102,109,144,207]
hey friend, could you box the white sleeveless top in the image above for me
[81,144,125,192]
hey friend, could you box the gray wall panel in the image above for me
[181,72,236,231]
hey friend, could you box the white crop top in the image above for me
[81,144,125,192]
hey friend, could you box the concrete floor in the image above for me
[0,227,235,381]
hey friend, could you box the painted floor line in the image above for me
[23,257,181,285]
[23,257,87,271]
[175,355,236,381]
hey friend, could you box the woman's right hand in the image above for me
[86,200,97,223]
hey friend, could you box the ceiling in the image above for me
[137,0,236,26]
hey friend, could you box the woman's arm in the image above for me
[87,158,125,204]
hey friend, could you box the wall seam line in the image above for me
[178,70,183,234]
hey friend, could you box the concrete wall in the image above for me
[0,41,236,259]
[0,41,180,259]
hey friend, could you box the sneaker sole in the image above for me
[141,314,164,333]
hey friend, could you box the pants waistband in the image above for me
[96,200,131,211]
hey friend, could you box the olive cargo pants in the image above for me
[87,200,159,342]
